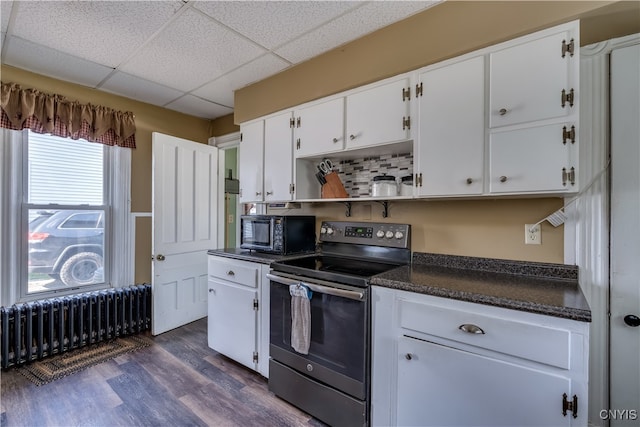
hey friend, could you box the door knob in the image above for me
[623,314,640,327]
[155,254,166,261]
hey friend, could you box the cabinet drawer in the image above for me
[399,299,570,369]
[208,256,258,288]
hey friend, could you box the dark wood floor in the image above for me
[0,319,324,427]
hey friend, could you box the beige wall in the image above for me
[270,198,564,263]
[1,65,211,283]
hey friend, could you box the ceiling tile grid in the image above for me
[0,0,442,120]
[119,7,266,93]
[10,1,185,68]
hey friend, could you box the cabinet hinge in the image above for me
[561,38,575,58]
[240,132,243,142]
[562,167,576,186]
[289,117,295,128]
[415,82,423,97]
[289,183,295,194]
[253,299,259,310]
[562,393,578,418]
[415,172,423,187]
[562,125,576,144]
[296,117,301,128]
[296,138,301,150]
[253,351,259,364]
[402,87,411,101]
[561,88,575,108]
[402,116,411,130]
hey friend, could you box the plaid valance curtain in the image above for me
[0,82,136,148]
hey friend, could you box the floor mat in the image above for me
[17,335,153,386]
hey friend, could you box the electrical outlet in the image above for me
[525,224,541,245]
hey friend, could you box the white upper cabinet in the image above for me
[490,26,577,128]
[416,56,485,196]
[294,98,344,158]
[490,122,577,193]
[345,77,411,150]
[239,120,264,203]
[264,111,294,201]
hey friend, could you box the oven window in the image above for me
[242,219,271,246]
[270,281,366,383]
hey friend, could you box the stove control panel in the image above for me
[320,221,410,248]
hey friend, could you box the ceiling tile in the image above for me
[276,1,439,63]
[193,53,290,107]
[193,0,360,50]
[120,8,265,92]
[10,1,183,68]
[100,71,185,107]
[165,94,233,120]
[1,1,13,33]
[3,37,114,88]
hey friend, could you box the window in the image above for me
[1,128,131,306]
[26,133,107,293]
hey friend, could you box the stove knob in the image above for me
[385,230,394,239]
[320,227,327,234]
[395,231,404,240]
[326,227,334,235]
[376,230,385,238]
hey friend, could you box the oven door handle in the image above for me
[266,273,365,301]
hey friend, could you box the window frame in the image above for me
[20,131,112,299]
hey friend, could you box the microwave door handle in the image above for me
[266,273,364,301]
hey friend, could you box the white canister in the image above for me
[371,175,397,197]
[400,175,413,196]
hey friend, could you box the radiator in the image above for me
[0,284,151,369]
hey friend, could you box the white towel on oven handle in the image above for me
[290,283,312,355]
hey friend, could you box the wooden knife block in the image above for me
[321,172,349,199]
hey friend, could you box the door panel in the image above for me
[610,43,640,426]
[152,132,218,335]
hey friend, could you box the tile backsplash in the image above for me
[337,152,413,197]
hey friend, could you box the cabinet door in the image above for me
[417,56,484,196]
[397,336,572,427]
[294,98,344,158]
[239,120,264,203]
[489,123,575,193]
[346,78,410,149]
[208,279,258,371]
[490,29,575,128]
[264,111,293,201]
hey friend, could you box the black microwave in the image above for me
[240,215,316,255]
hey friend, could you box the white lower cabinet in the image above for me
[371,286,589,426]
[207,255,270,377]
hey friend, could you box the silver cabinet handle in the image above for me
[333,138,338,143]
[349,134,356,140]
[499,176,508,183]
[499,108,508,116]
[266,191,273,195]
[256,191,262,196]
[227,270,235,276]
[155,254,165,261]
[405,353,413,360]
[459,324,485,334]
[208,288,215,293]
[466,178,473,185]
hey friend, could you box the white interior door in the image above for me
[152,132,218,335]
[610,43,640,425]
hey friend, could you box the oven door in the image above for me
[267,272,368,400]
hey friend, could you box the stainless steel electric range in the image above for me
[267,221,411,427]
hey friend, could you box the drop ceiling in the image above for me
[0,1,441,121]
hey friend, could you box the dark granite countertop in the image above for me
[370,252,591,322]
[207,248,314,265]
